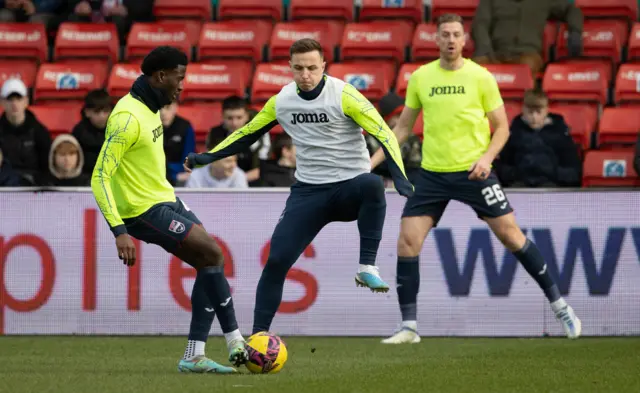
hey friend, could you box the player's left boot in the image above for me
[177,356,238,373]
[228,338,249,367]
[355,265,390,293]
[555,305,582,339]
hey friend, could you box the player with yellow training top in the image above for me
[91,46,248,373]
[371,14,581,343]
[185,38,413,335]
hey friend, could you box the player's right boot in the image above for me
[177,356,238,373]
[355,265,390,293]
[555,305,582,339]
[228,338,249,367]
[381,326,421,344]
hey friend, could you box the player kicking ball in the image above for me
[91,46,248,373]
[185,38,414,335]
[371,14,582,344]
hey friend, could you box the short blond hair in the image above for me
[437,13,464,29]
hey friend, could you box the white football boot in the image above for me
[555,304,582,339]
[381,325,421,344]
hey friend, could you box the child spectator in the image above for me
[186,135,248,189]
[72,89,112,175]
[160,102,195,186]
[256,133,296,187]
[39,134,90,186]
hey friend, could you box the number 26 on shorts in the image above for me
[481,184,506,206]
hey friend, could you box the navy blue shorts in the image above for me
[123,197,202,254]
[402,169,513,225]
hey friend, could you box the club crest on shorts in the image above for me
[169,220,186,234]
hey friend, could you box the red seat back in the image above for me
[54,23,119,64]
[395,63,422,97]
[153,0,212,20]
[126,23,192,62]
[341,21,414,63]
[289,0,354,22]
[597,107,640,148]
[556,21,624,69]
[583,149,639,187]
[198,21,272,63]
[359,0,423,25]
[30,103,83,139]
[270,21,344,63]
[548,105,593,151]
[329,61,393,102]
[574,0,637,21]
[106,64,142,99]
[250,63,293,103]
[430,0,479,20]
[197,60,253,90]
[177,103,222,143]
[542,62,608,106]
[483,64,534,101]
[628,23,640,61]
[181,63,247,102]
[218,0,283,21]
[0,60,38,89]
[34,62,108,104]
[0,23,47,63]
[614,63,640,105]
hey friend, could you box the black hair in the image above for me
[206,133,227,151]
[141,46,189,76]
[84,89,112,110]
[222,95,248,112]
[271,133,293,160]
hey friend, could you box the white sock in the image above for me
[550,298,567,313]
[183,340,206,360]
[224,329,243,348]
[402,320,418,331]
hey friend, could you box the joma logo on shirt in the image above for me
[429,85,466,97]
[290,112,329,125]
[152,125,163,142]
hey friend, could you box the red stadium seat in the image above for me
[341,21,414,63]
[555,21,624,68]
[34,62,108,104]
[413,112,424,139]
[250,103,284,134]
[181,63,247,102]
[251,63,293,103]
[289,0,354,22]
[395,63,421,97]
[218,0,283,21]
[269,21,344,63]
[430,0,479,20]
[504,101,522,125]
[615,64,640,105]
[542,63,608,107]
[328,61,393,102]
[30,103,83,139]
[196,60,253,90]
[483,64,534,101]
[627,23,640,61]
[582,150,639,187]
[597,107,640,148]
[0,60,38,89]
[574,0,637,22]
[543,22,558,63]
[359,0,424,25]
[410,22,474,61]
[177,102,222,143]
[548,105,593,151]
[153,0,212,20]
[0,23,47,63]
[126,23,192,62]
[106,63,142,99]
[198,21,272,64]
[54,23,119,64]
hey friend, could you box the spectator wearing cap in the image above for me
[0,0,65,30]
[256,133,296,187]
[0,78,51,185]
[0,146,28,186]
[39,134,90,186]
[159,101,195,187]
[72,88,112,175]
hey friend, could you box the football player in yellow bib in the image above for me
[371,14,581,343]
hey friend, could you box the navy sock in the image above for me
[397,256,420,321]
[187,274,215,342]
[357,180,386,266]
[198,266,238,334]
[252,262,289,335]
[513,239,561,302]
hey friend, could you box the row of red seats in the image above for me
[151,0,638,24]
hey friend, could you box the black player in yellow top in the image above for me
[91,46,248,373]
[371,14,581,343]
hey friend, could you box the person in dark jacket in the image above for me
[160,102,195,186]
[39,134,90,186]
[0,78,51,185]
[472,0,583,77]
[0,146,28,187]
[72,89,112,175]
[497,89,582,187]
[256,133,296,187]
[66,0,154,42]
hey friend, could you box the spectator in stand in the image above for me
[471,0,583,77]
[39,134,90,186]
[0,0,64,29]
[66,0,154,42]
[72,89,112,175]
[186,135,248,189]
[206,96,270,184]
[634,133,640,177]
[256,133,296,187]
[0,146,28,186]
[0,78,51,185]
[496,89,581,188]
[160,101,195,187]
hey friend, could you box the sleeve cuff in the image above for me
[110,225,127,237]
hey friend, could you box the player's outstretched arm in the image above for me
[369,105,419,171]
[342,84,414,197]
[184,95,278,171]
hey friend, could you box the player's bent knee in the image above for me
[198,240,225,268]
[397,231,422,257]
[359,174,385,200]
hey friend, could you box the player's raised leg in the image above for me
[252,184,329,334]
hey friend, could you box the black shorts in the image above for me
[122,197,202,254]
[402,169,513,225]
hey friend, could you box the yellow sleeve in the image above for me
[191,95,278,167]
[404,71,422,109]
[342,83,413,196]
[91,112,140,237]
[481,70,504,113]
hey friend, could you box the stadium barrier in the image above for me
[1,188,639,336]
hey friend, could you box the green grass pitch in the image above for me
[2,336,640,393]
